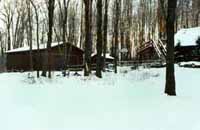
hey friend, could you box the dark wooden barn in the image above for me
[175,45,200,62]
[136,40,160,61]
[6,42,84,71]
[137,40,200,63]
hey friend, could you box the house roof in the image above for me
[91,53,114,60]
[5,42,83,53]
[175,27,200,47]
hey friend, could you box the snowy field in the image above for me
[0,66,200,130]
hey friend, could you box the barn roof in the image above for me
[175,27,200,47]
[5,42,83,53]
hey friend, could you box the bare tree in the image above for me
[165,0,177,96]
[96,0,103,78]
[192,0,200,26]
[114,0,120,74]
[41,0,55,78]
[58,0,71,76]
[83,0,93,76]
[47,0,55,78]
[30,0,40,78]
[0,3,14,50]
[0,32,4,57]
[79,1,84,49]
[27,0,33,72]
[103,0,109,69]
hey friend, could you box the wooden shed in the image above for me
[6,42,84,71]
[91,53,114,69]
[136,40,159,61]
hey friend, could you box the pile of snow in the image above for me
[175,27,200,46]
[0,66,200,130]
[179,61,200,67]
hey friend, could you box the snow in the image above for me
[0,66,200,130]
[179,61,200,66]
[175,27,200,46]
[5,42,64,53]
[5,42,84,53]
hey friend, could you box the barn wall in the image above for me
[175,46,200,62]
[137,47,158,61]
[6,43,84,71]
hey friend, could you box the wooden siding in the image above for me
[6,43,84,71]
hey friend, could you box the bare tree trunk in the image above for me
[195,12,199,26]
[13,14,20,49]
[62,0,70,77]
[41,23,48,77]
[96,0,103,78]
[103,0,109,69]
[83,0,93,76]
[47,0,55,78]
[114,0,120,74]
[165,0,177,96]
[79,1,84,49]
[41,23,47,77]
[158,0,167,39]
[88,0,93,74]
[192,0,200,27]
[27,0,33,72]
[7,27,11,50]
[30,0,40,78]
[126,0,132,60]
[0,34,4,57]
[1,44,4,57]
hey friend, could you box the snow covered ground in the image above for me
[0,66,200,130]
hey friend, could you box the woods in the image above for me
[1,1,200,129]
[0,0,199,95]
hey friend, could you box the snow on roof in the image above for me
[91,53,114,60]
[175,27,200,47]
[179,61,200,66]
[6,42,83,53]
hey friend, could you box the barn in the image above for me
[136,39,167,63]
[136,27,200,63]
[136,40,159,61]
[6,42,84,71]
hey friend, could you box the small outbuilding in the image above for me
[6,42,84,71]
[136,40,159,61]
[91,53,114,69]
[136,27,200,63]
[91,53,114,63]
